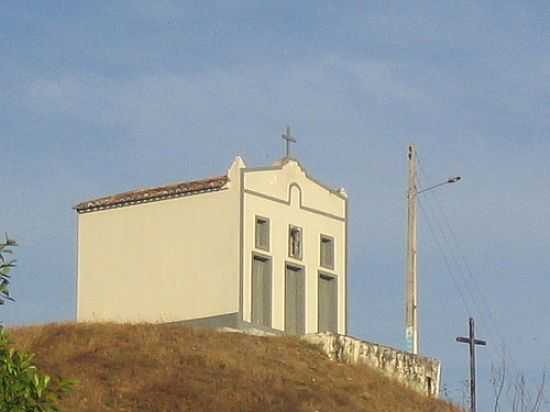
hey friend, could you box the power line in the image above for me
[416,198,473,317]
[415,153,521,374]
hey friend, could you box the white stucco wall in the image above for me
[303,333,441,398]
[242,159,348,334]
[77,160,243,323]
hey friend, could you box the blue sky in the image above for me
[2,1,549,408]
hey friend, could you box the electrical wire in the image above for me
[416,155,515,364]
[413,151,535,404]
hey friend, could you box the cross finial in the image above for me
[282,126,297,158]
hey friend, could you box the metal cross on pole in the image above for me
[456,317,487,412]
[282,126,297,158]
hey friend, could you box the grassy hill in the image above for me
[9,323,460,412]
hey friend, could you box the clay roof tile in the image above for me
[74,175,228,213]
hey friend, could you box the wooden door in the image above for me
[285,265,305,335]
[252,256,272,327]
[318,274,337,333]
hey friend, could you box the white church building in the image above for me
[75,152,348,336]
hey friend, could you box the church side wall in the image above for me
[77,185,240,323]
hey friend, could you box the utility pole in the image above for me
[456,317,487,412]
[404,145,461,354]
[406,144,418,354]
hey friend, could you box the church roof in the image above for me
[74,175,228,213]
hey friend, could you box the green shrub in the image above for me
[0,330,65,412]
[0,235,17,306]
[0,236,74,411]
[0,328,73,412]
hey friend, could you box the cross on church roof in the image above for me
[282,126,297,158]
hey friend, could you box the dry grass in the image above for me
[8,323,461,412]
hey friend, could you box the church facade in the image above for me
[75,156,348,335]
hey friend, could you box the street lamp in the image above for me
[417,176,462,195]
[406,144,461,355]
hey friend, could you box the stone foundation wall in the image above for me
[302,333,441,398]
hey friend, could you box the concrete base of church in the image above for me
[169,312,284,336]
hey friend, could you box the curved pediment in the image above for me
[243,159,346,220]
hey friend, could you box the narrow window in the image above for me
[255,216,270,251]
[318,273,338,333]
[320,235,334,269]
[251,255,272,328]
[288,225,303,259]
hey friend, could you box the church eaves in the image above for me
[74,175,229,213]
